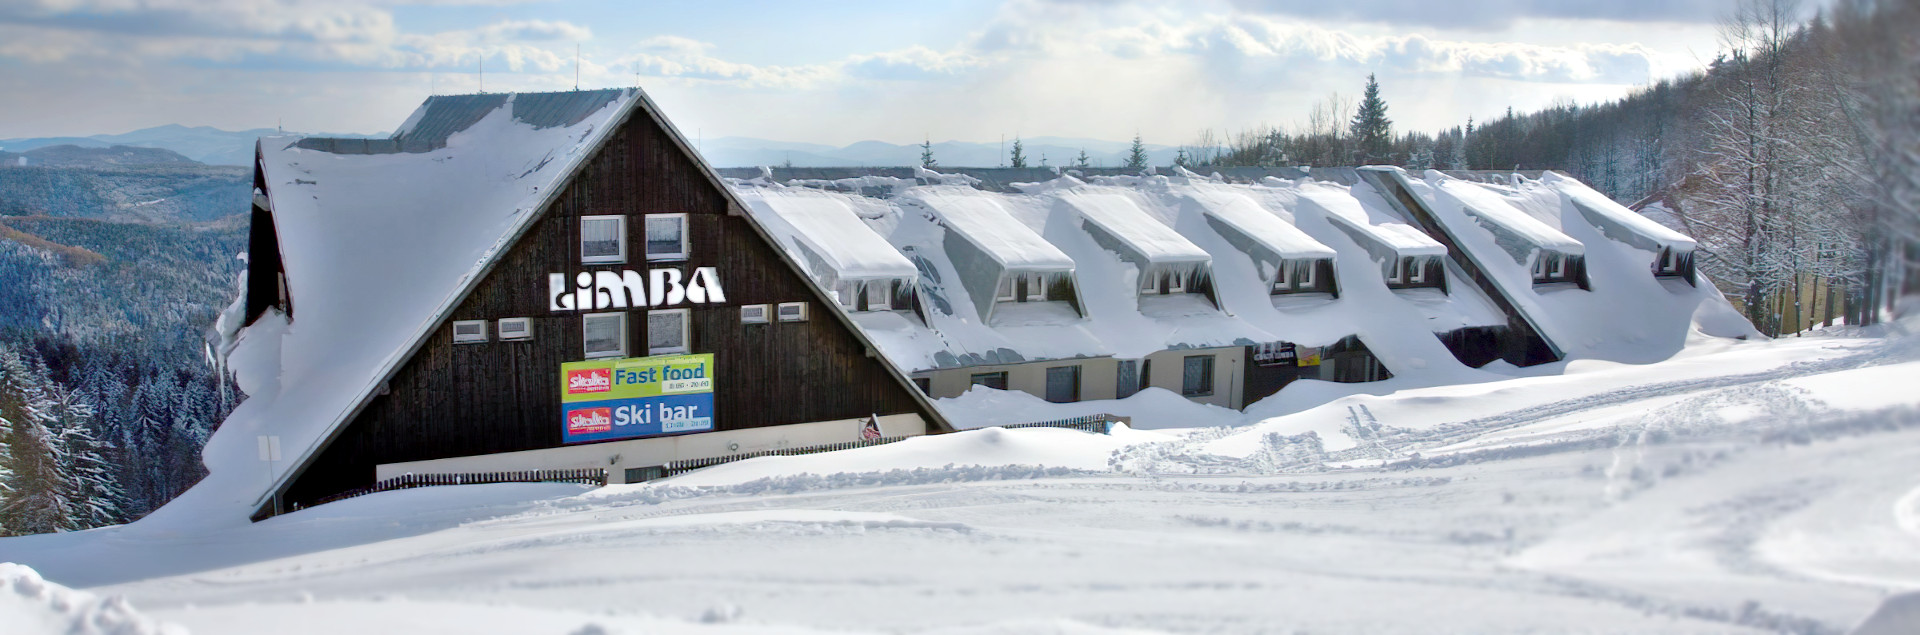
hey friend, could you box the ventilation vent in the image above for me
[452,320,487,344]
[740,304,769,324]
[776,302,808,322]
[498,317,531,341]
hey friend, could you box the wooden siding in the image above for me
[282,105,929,509]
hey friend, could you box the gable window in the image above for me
[645,213,689,261]
[452,320,488,344]
[740,304,769,324]
[580,215,626,264]
[776,301,808,322]
[582,312,627,359]
[497,317,532,341]
[1181,354,1214,397]
[1045,365,1081,403]
[647,308,691,356]
[969,371,1008,391]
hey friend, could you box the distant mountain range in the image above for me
[2,124,1190,169]
[0,125,383,167]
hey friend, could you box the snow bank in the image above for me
[652,425,1163,488]
[0,563,184,635]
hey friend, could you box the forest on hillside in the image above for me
[1160,0,1917,337]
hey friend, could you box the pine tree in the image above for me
[0,350,77,534]
[1349,73,1393,164]
[1074,148,1091,168]
[53,387,124,528]
[919,137,936,168]
[1174,148,1189,167]
[1125,134,1147,169]
[1009,137,1027,168]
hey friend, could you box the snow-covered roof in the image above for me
[1325,215,1448,259]
[738,189,918,281]
[189,90,641,520]
[911,189,1075,271]
[1188,190,1336,261]
[1428,177,1584,263]
[1547,172,1696,252]
[1060,193,1211,266]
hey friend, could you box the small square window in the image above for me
[582,312,627,359]
[497,317,532,341]
[997,276,1017,302]
[452,320,488,344]
[776,302,808,322]
[1550,254,1569,278]
[1045,365,1080,403]
[740,304,770,324]
[912,376,932,395]
[835,281,858,309]
[1410,257,1429,284]
[1142,270,1161,294]
[1299,261,1317,288]
[580,215,626,264]
[865,280,892,311]
[647,309,690,356]
[1385,258,1406,284]
[1025,272,1046,302]
[645,213,689,261]
[1167,271,1185,294]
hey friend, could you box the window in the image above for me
[776,302,808,322]
[1045,365,1081,403]
[740,304,769,324]
[1549,254,1568,279]
[452,320,487,344]
[580,215,626,264]
[1532,254,1549,280]
[582,312,627,359]
[1273,262,1295,293]
[1409,257,1428,284]
[996,276,1016,302]
[1167,271,1185,294]
[912,376,932,395]
[1385,258,1406,284]
[497,317,532,341]
[1298,261,1317,289]
[644,213,689,261]
[1141,270,1160,294]
[835,281,858,309]
[1181,354,1214,397]
[1115,359,1140,399]
[865,280,892,311]
[1025,273,1046,302]
[646,308,690,356]
[969,371,1008,391]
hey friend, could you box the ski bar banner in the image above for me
[560,354,716,444]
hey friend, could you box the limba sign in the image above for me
[561,354,716,444]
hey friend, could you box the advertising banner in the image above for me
[560,354,715,444]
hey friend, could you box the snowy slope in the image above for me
[2,321,1915,634]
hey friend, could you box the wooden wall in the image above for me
[283,105,930,509]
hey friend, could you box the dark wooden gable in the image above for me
[277,96,941,511]
[244,140,289,326]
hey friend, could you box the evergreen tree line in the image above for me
[0,335,233,534]
[1169,0,1914,335]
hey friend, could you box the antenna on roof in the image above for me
[574,44,580,91]
[478,54,484,94]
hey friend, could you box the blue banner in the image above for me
[562,392,716,444]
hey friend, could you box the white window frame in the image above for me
[1025,272,1046,302]
[776,301,808,322]
[646,308,691,356]
[644,213,690,262]
[1409,257,1428,284]
[580,215,627,265]
[1385,258,1406,284]
[582,312,627,359]
[866,280,892,311]
[1532,254,1548,279]
[1299,260,1317,289]
[1141,270,1160,294]
[834,280,858,309]
[496,317,532,341]
[1167,270,1185,294]
[1272,261,1294,293]
[740,304,770,324]
[997,275,1018,302]
[452,319,488,344]
[1549,254,1569,278]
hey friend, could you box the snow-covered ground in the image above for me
[4,323,1919,634]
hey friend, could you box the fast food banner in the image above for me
[560,354,715,444]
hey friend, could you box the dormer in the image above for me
[1560,180,1698,286]
[1438,181,1589,290]
[1191,192,1339,298]
[915,193,1084,323]
[743,192,922,316]
[1060,193,1218,309]
[1329,215,1449,292]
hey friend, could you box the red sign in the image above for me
[566,368,612,394]
[567,407,612,434]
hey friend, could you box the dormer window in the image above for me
[645,213,689,261]
[580,215,626,264]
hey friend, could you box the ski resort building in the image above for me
[725,165,1748,409]
[226,89,949,519]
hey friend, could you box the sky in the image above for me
[0,0,1745,146]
